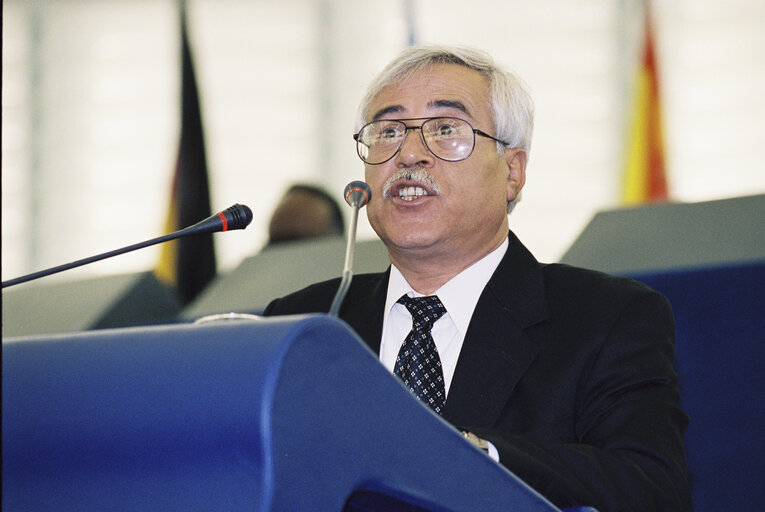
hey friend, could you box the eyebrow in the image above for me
[371,105,404,121]
[370,99,473,121]
[429,99,471,117]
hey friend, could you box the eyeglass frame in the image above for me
[352,116,510,165]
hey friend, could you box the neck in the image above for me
[388,232,507,295]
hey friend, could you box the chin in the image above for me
[384,229,441,252]
[371,210,443,250]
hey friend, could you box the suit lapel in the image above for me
[443,232,550,427]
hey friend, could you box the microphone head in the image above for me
[221,203,253,231]
[344,181,372,208]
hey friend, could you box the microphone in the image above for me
[179,203,253,236]
[329,181,372,317]
[2,204,253,289]
[344,181,371,208]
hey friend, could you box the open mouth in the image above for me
[398,185,429,202]
[383,168,440,202]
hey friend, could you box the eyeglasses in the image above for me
[353,117,509,165]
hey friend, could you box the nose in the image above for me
[395,126,436,168]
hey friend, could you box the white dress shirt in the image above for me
[379,238,509,396]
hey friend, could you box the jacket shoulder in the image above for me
[540,263,673,324]
[542,263,666,298]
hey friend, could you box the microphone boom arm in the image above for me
[2,204,252,289]
[329,181,371,317]
[4,229,191,289]
[329,203,361,316]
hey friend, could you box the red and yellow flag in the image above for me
[622,7,668,204]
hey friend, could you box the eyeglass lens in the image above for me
[356,118,475,164]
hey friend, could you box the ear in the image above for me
[504,148,527,202]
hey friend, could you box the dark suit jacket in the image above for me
[264,231,692,512]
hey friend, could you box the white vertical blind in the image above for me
[2,0,764,284]
[2,1,32,277]
[2,0,176,280]
[655,0,765,201]
[191,0,321,269]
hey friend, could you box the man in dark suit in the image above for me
[264,45,691,511]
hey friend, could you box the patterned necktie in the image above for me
[394,294,448,414]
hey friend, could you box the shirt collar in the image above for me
[384,237,509,336]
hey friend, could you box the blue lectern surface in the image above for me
[3,315,571,511]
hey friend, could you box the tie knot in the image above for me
[397,294,447,330]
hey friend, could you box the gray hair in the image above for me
[356,45,534,213]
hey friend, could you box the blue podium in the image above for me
[3,315,587,511]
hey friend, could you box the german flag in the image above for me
[622,6,668,204]
[155,2,216,305]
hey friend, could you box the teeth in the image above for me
[399,186,428,201]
